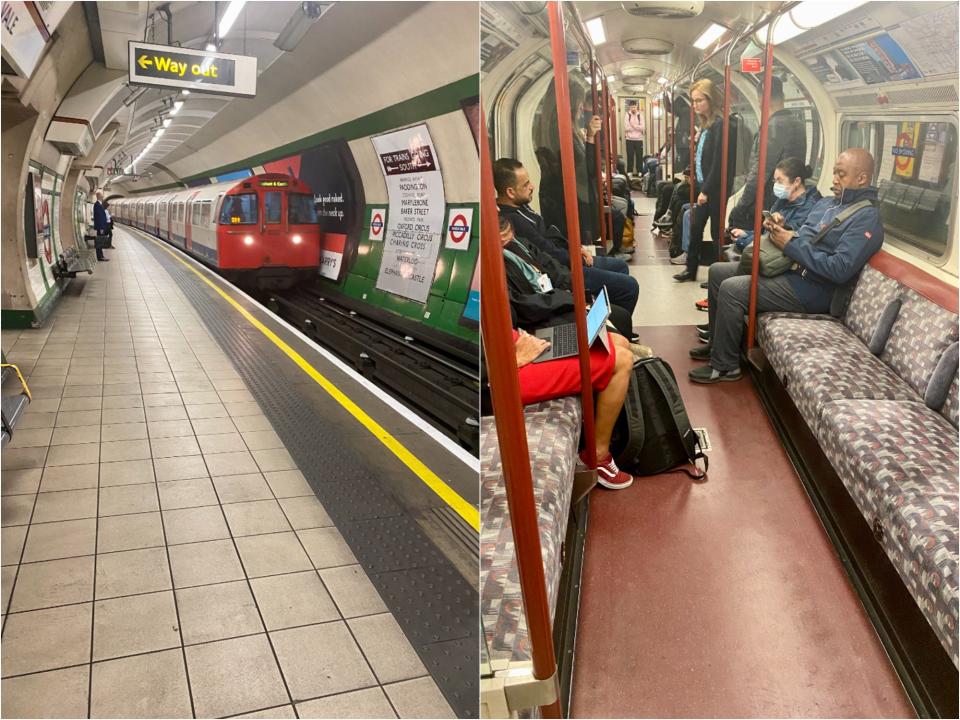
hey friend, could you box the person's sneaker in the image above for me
[697,331,709,344]
[689,344,711,360]
[697,323,710,332]
[699,281,708,289]
[688,365,742,384]
[669,252,687,265]
[697,326,710,339]
[695,298,709,311]
[97,257,110,262]
[593,453,634,490]
[655,211,672,228]
[673,270,696,282]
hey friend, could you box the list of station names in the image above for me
[371,125,445,304]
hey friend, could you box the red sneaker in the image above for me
[695,298,709,311]
[580,451,634,490]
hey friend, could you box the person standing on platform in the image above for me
[93,190,109,262]
[624,101,645,176]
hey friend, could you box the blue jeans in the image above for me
[585,264,639,315]
[681,203,692,252]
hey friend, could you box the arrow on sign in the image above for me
[137,55,153,69]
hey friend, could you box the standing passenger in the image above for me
[93,190,109,262]
[624,102,645,175]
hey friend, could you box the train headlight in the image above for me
[243,235,254,245]
[291,234,302,244]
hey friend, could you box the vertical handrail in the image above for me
[590,54,607,250]
[479,109,560,717]
[608,90,617,241]
[717,29,751,257]
[549,0,596,469]
[669,85,676,180]
[660,90,666,181]
[746,22,776,349]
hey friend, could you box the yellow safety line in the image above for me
[146,236,480,532]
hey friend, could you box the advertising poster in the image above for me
[791,11,882,56]
[25,171,47,298]
[878,122,899,181]
[803,50,864,89]
[461,262,479,326]
[372,124,446,304]
[837,34,922,85]
[889,6,959,79]
[893,121,921,179]
[917,123,948,185]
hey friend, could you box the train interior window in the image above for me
[288,194,318,224]
[843,118,957,259]
[218,193,258,225]
[200,201,212,227]
[264,191,282,224]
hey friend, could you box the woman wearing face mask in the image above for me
[673,78,736,283]
[728,156,821,254]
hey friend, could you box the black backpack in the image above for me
[611,357,708,479]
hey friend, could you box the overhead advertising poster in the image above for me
[836,34,922,85]
[889,6,959,79]
[893,122,921,179]
[803,50,864,89]
[372,124,446,304]
[917,123,948,185]
[791,11,883,56]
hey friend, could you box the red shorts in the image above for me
[515,329,617,406]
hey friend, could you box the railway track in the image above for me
[260,285,480,455]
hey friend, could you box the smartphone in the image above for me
[761,210,773,221]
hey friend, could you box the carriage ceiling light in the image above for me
[218,0,248,39]
[693,22,728,49]
[170,100,184,115]
[586,17,606,45]
[658,76,669,85]
[622,37,674,55]
[155,129,165,138]
[606,75,615,82]
[162,118,172,127]
[181,89,190,95]
[763,0,868,44]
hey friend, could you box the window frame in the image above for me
[840,112,957,267]
[264,190,283,225]
[218,193,259,225]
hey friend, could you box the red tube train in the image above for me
[112,173,321,288]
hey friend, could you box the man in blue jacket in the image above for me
[93,190,109,262]
[689,148,883,384]
[494,158,640,319]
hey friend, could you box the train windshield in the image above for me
[288,194,318,224]
[219,193,258,224]
[264,191,282,224]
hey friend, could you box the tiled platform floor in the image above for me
[1,235,454,718]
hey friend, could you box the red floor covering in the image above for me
[569,325,915,718]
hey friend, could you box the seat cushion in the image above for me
[842,264,902,345]
[818,399,959,666]
[480,396,581,664]
[881,288,960,400]
[941,376,959,429]
[758,315,859,383]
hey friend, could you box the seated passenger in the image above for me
[727,157,822,254]
[689,147,884,384]
[494,158,640,319]
[513,309,636,490]
[499,217,638,342]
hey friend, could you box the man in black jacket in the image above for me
[500,218,635,339]
[494,158,640,318]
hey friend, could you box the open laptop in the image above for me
[532,286,611,363]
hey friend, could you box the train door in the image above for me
[184,192,199,251]
[165,199,172,241]
[261,188,285,264]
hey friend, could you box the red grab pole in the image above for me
[548,1,596,469]
[479,109,560,714]
[746,25,776,350]
[590,56,607,250]
[670,86,676,179]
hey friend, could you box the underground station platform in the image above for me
[1,227,479,719]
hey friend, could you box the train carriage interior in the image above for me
[480,1,959,718]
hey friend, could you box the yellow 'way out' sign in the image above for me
[128,41,257,98]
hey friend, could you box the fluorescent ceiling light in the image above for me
[162,118,172,127]
[218,0,247,39]
[765,0,869,44]
[586,17,605,46]
[155,129,165,137]
[693,23,728,50]
[171,100,184,114]
[658,76,669,85]
[606,75,615,82]
[181,90,190,95]
[205,43,216,52]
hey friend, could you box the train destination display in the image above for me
[372,124,446,304]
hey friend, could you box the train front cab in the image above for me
[479,2,959,718]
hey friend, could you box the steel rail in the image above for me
[590,52,608,250]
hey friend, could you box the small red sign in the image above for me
[741,57,762,73]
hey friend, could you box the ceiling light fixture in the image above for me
[218,0,247,38]
[170,100,184,115]
[274,2,330,52]
[693,22,728,49]
[162,118,172,127]
[586,17,606,45]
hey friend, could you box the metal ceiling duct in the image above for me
[620,2,704,19]
[621,37,675,55]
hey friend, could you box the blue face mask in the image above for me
[772,182,790,200]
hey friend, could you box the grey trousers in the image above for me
[707,261,805,371]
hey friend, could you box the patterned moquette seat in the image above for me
[818,399,959,665]
[480,396,581,664]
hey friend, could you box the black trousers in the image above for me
[686,198,722,276]
[625,140,644,174]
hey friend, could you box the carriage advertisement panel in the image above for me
[371,124,446,304]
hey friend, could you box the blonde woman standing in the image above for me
[673,78,736,283]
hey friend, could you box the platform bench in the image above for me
[756,251,959,679]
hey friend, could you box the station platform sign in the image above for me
[128,41,257,97]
